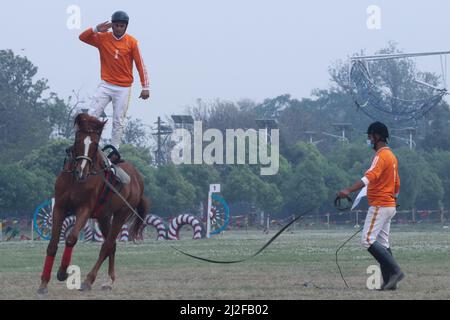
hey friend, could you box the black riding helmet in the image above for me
[111,11,129,24]
[367,121,389,142]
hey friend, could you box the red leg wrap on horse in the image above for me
[61,246,74,268]
[41,255,55,281]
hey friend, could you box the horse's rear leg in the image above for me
[104,195,149,287]
[96,216,116,290]
[37,206,65,294]
[81,213,126,291]
[101,242,117,291]
[56,209,90,282]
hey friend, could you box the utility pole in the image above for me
[156,117,162,165]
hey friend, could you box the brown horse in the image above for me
[37,113,149,294]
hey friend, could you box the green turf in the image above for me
[0,227,449,299]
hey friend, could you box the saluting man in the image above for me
[337,122,404,290]
[79,11,150,162]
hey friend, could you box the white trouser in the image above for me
[89,81,132,149]
[361,206,396,249]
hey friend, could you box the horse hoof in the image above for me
[37,287,48,295]
[57,270,68,282]
[101,283,113,291]
[79,282,92,292]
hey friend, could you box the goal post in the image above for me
[348,49,450,124]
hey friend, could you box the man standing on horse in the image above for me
[337,121,404,290]
[79,10,150,162]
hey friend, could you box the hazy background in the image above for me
[2,0,450,126]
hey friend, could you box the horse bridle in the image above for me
[64,128,104,178]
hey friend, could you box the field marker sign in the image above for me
[206,184,221,238]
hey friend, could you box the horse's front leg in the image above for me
[56,207,90,282]
[81,213,126,292]
[37,205,66,295]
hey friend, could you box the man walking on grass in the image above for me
[337,121,404,290]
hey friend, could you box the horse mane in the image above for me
[74,113,107,134]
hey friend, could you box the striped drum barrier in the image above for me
[168,214,204,240]
[139,215,167,241]
[59,216,93,242]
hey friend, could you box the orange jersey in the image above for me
[79,28,149,89]
[362,147,400,207]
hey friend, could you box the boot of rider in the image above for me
[102,145,122,165]
[100,145,130,184]
[368,241,404,290]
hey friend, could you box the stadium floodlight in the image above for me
[305,131,316,144]
[391,127,417,150]
[255,119,278,129]
[305,131,324,145]
[171,115,194,127]
[332,123,352,142]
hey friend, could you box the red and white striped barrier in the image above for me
[93,221,129,242]
[93,221,103,242]
[119,224,129,241]
[139,215,167,240]
[59,216,93,242]
[168,214,204,240]
[54,214,203,242]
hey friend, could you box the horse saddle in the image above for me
[100,152,130,185]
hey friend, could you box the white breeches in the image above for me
[361,206,396,249]
[89,81,131,149]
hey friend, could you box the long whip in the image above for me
[171,209,313,264]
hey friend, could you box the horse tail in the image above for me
[129,196,150,241]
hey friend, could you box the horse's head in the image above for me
[73,113,107,181]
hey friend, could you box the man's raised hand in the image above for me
[96,21,112,33]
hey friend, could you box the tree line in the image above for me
[1,44,449,219]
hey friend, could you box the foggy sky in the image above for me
[2,0,450,128]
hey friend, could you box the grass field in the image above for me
[0,226,449,300]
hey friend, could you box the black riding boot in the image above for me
[379,247,397,290]
[368,242,404,290]
[102,145,122,164]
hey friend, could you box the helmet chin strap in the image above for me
[372,137,379,150]
[373,136,387,150]
[113,30,127,39]
[112,24,128,39]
